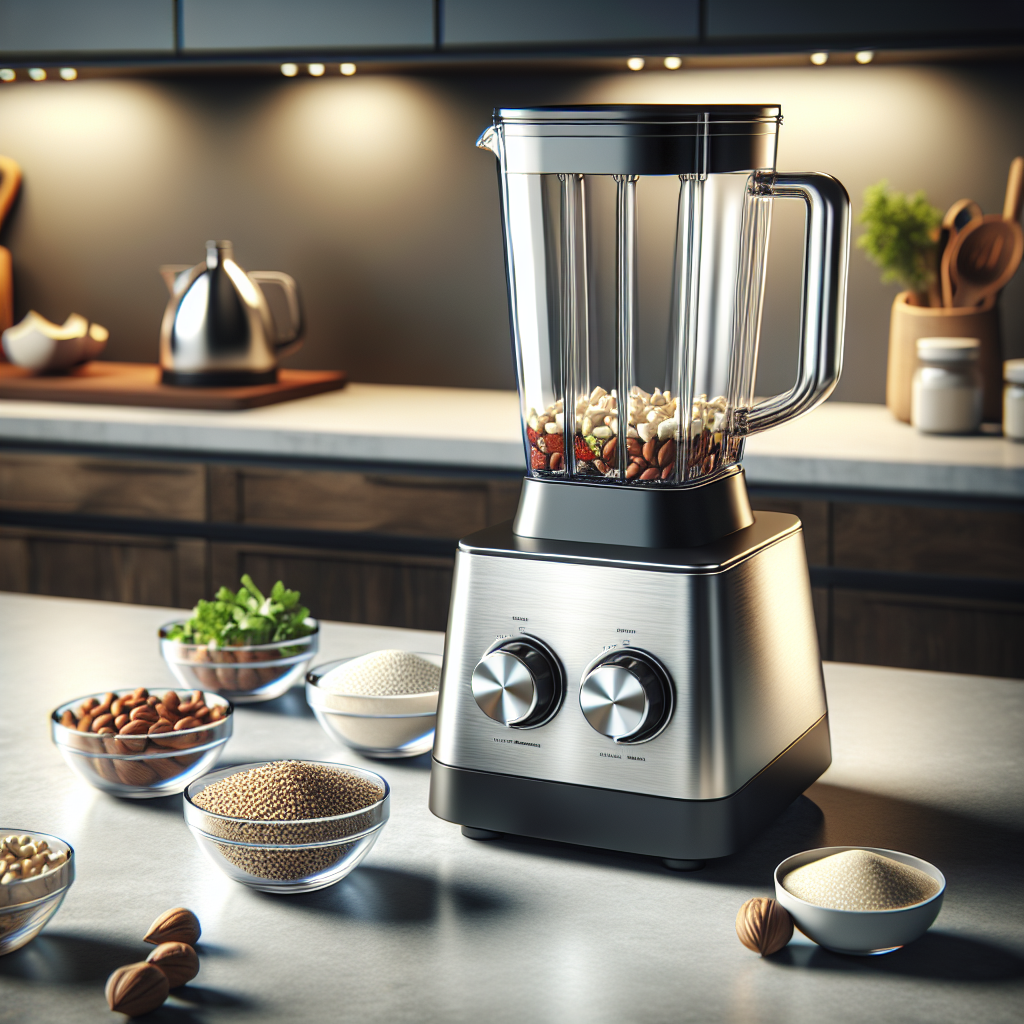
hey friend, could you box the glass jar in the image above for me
[1004,358,1024,441]
[911,337,982,435]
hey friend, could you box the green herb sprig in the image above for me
[167,575,314,647]
[857,181,942,295]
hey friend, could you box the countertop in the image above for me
[1,592,1021,1024]
[1,386,1022,498]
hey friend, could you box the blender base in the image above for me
[431,714,829,864]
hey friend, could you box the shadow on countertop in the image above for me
[255,864,513,924]
[770,931,1024,982]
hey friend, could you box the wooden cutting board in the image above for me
[0,361,346,410]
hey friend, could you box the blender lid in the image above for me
[490,105,782,175]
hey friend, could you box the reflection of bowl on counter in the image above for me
[0,830,75,956]
[51,689,233,798]
[306,652,441,759]
[774,846,946,956]
[159,619,319,704]
[1,311,108,374]
[183,761,389,894]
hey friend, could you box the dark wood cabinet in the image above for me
[0,447,1020,679]
[180,0,434,53]
[0,0,175,57]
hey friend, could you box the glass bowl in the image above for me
[775,846,946,955]
[305,654,440,759]
[0,830,75,956]
[51,689,233,799]
[183,761,389,894]
[159,619,319,704]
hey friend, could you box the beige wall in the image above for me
[0,60,1021,401]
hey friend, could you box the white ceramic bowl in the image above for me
[305,654,440,759]
[774,846,946,955]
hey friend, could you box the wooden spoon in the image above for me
[1004,155,1023,224]
[0,155,23,335]
[946,214,1024,308]
[937,198,982,307]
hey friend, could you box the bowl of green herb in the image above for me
[160,576,319,704]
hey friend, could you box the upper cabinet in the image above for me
[0,0,1019,63]
[440,0,699,49]
[180,0,434,53]
[0,0,174,56]
[706,0,1024,41]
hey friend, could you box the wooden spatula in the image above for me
[946,213,1024,308]
[0,156,23,335]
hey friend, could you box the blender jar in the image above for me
[478,106,849,492]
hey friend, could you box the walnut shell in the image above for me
[146,941,200,988]
[143,906,201,946]
[736,897,793,956]
[105,962,169,1016]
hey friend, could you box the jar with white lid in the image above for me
[911,337,983,434]
[1005,359,1024,441]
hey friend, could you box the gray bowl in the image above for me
[775,846,945,956]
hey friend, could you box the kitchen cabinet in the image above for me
[0,0,174,57]
[179,0,434,54]
[705,0,1024,40]
[0,445,1020,677]
[440,0,699,49]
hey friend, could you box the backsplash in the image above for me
[0,59,1021,401]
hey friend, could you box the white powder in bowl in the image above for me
[782,849,940,911]
[319,650,441,697]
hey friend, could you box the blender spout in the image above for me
[476,125,500,155]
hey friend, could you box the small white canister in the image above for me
[911,337,983,435]
[1005,359,1024,441]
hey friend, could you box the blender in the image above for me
[429,106,850,868]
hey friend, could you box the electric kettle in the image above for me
[159,240,303,386]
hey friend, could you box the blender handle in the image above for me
[743,172,850,436]
[250,271,304,355]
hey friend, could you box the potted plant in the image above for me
[859,182,1003,423]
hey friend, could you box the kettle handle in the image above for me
[741,172,850,437]
[250,271,304,355]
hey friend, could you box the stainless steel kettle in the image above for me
[159,240,303,386]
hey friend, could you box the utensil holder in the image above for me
[886,292,1002,422]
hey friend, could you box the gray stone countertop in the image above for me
[1,386,1022,498]
[0,592,1021,1023]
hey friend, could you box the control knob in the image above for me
[579,651,672,743]
[471,638,562,728]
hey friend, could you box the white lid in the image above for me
[1005,359,1024,384]
[916,337,980,362]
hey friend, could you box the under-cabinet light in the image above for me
[308,63,325,76]
[855,51,875,64]
[664,56,682,70]
[28,67,46,81]
[809,52,828,65]
[340,62,357,76]
[59,68,77,80]
[627,56,645,71]
[281,63,298,77]
[0,69,14,82]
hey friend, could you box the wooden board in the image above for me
[0,361,346,410]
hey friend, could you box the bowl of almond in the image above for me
[51,688,233,798]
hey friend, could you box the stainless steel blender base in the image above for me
[431,714,829,862]
[429,512,831,864]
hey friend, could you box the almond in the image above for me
[146,941,199,988]
[162,691,181,712]
[144,907,201,946]
[736,897,793,956]
[91,713,114,732]
[130,706,159,724]
[174,716,200,731]
[105,962,169,1016]
[119,719,151,736]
